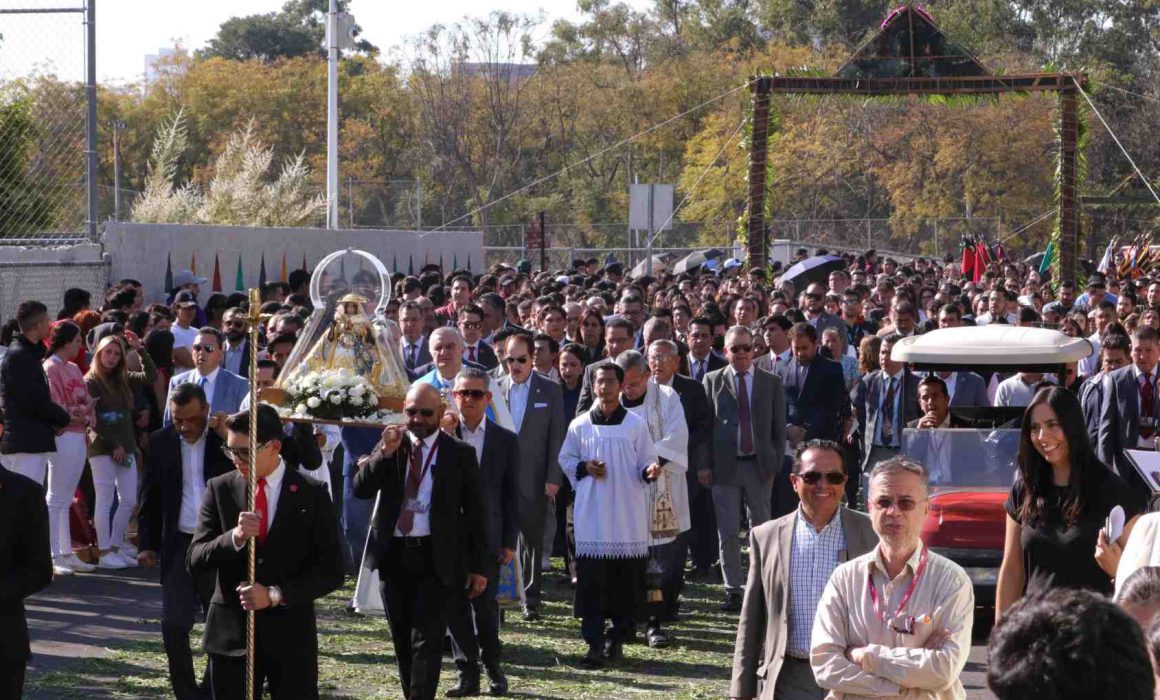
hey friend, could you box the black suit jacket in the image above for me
[138,427,234,576]
[464,342,500,371]
[686,351,727,382]
[187,467,344,656]
[0,335,70,454]
[456,420,519,575]
[0,465,52,662]
[353,431,487,588]
[777,356,851,442]
[281,421,323,472]
[668,374,713,471]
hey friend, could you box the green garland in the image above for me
[737,84,778,275]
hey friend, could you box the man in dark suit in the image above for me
[187,405,344,700]
[0,460,52,700]
[1081,334,1131,439]
[445,368,519,697]
[703,325,787,613]
[138,383,234,700]
[687,316,727,382]
[850,333,921,503]
[399,300,433,373]
[905,376,970,488]
[1098,326,1160,497]
[647,340,717,580]
[936,370,990,407]
[220,308,253,380]
[496,332,566,620]
[575,317,637,414]
[353,383,488,700]
[0,300,71,485]
[459,304,500,371]
[778,323,850,445]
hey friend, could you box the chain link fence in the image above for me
[0,2,91,244]
[0,259,108,323]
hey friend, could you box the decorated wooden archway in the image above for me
[745,5,1084,280]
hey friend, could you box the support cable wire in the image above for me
[1073,79,1160,207]
[419,81,750,238]
[1098,83,1160,106]
[647,117,746,247]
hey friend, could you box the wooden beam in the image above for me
[1059,86,1080,283]
[746,77,773,269]
[765,73,1083,95]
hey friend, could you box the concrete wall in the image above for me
[103,223,484,303]
[0,243,110,322]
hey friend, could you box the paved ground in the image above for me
[24,566,996,699]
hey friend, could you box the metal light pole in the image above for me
[84,0,98,239]
[326,0,339,230]
[112,121,125,221]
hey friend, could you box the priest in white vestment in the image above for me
[560,361,661,669]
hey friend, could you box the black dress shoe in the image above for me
[445,676,481,698]
[603,638,624,661]
[484,664,508,696]
[646,626,672,649]
[522,607,541,622]
[721,592,743,614]
[577,646,605,669]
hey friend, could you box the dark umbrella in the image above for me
[1023,252,1045,267]
[775,254,845,290]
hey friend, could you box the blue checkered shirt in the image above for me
[786,508,846,658]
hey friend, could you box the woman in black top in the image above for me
[997,386,1145,621]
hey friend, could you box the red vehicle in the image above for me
[892,326,1093,615]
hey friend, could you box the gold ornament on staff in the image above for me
[245,288,261,700]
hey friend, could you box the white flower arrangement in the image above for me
[282,368,379,420]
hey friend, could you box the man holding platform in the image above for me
[561,362,662,669]
[415,327,514,431]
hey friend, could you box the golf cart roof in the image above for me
[892,326,1093,372]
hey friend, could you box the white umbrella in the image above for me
[630,256,668,278]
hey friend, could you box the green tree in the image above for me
[199,0,376,62]
[0,96,55,236]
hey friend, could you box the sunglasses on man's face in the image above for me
[504,355,530,366]
[405,407,436,417]
[872,497,921,512]
[225,320,246,328]
[192,344,218,353]
[453,389,489,400]
[795,471,847,486]
[221,441,272,463]
[729,344,753,353]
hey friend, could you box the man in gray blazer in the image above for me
[731,440,877,700]
[163,327,249,426]
[850,334,920,499]
[1098,326,1160,499]
[935,371,990,407]
[704,325,787,613]
[496,332,565,620]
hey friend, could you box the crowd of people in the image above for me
[3,245,1160,699]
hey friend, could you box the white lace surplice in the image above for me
[560,411,657,559]
[624,381,691,545]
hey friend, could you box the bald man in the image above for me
[354,384,489,700]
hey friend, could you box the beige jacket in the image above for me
[730,506,878,700]
[811,543,974,699]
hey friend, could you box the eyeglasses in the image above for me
[459,321,482,329]
[872,497,922,512]
[404,407,436,417]
[221,442,272,463]
[729,344,753,353]
[225,320,246,328]
[192,344,218,353]
[795,471,847,486]
[504,355,530,365]
[453,389,489,400]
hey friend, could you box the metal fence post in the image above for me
[85,0,98,240]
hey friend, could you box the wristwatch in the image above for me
[268,585,284,607]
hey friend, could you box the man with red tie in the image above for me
[1099,326,1160,500]
[459,304,499,370]
[187,405,344,700]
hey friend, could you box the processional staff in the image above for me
[245,287,261,700]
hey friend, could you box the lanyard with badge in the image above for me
[404,442,438,514]
[867,547,929,635]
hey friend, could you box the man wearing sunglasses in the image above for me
[163,327,248,427]
[731,440,877,700]
[704,325,787,614]
[496,331,565,622]
[811,458,973,699]
[220,308,252,379]
[187,405,344,699]
[458,305,499,371]
[354,383,488,700]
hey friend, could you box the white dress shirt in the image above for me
[508,379,531,432]
[178,431,208,534]
[1134,364,1159,448]
[232,460,287,549]
[394,433,438,537]
[940,372,958,404]
[223,340,246,375]
[460,418,486,464]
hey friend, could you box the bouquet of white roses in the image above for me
[282,368,380,421]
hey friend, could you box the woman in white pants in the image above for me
[84,334,156,569]
[42,322,96,575]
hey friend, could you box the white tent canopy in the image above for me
[892,326,1093,366]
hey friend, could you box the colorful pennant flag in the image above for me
[212,254,222,292]
[190,253,197,276]
[452,253,458,271]
[408,254,414,275]
[392,253,398,273]
[164,253,174,293]
[1039,239,1056,275]
[235,256,244,291]
[301,254,308,272]
[280,253,287,283]
[258,254,267,288]
[960,238,974,279]
[339,256,347,282]
[1097,239,1116,274]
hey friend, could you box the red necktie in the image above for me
[1143,373,1154,419]
[882,377,897,444]
[396,442,424,535]
[468,346,476,362]
[737,371,754,455]
[255,478,269,545]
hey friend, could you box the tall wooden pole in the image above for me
[1058,81,1080,284]
[245,288,261,700]
[746,77,773,270]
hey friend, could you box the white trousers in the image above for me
[3,452,50,485]
[90,454,138,550]
[46,433,88,557]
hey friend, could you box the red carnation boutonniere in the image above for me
[289,484,298,493]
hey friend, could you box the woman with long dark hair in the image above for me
[996,386,1145,620]
[577,307,605,364]
[42,322,96,575]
